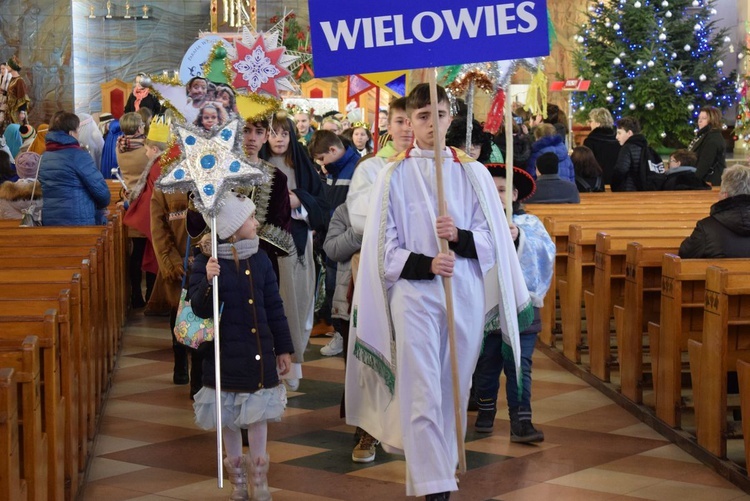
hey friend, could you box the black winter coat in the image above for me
[690,126,726,186]
[583,126,621,185]
[678,194,750,259]
[188,248,294,392]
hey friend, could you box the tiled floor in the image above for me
[80,314,750,500]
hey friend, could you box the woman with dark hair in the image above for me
[259,112,329,391]
[445,118,493,164]
[571,146,604,192]
[38,111,110,226]
[689,105,726,185]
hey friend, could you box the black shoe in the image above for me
[173,370,189,385]
[510,420,544,443]
[425,492,450,501]
[474,409,496,433]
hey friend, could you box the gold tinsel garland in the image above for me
[447,70,495,95]
[236,92,282,123]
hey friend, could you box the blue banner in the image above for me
[309,0,549,78]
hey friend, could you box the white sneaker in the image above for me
[320,332,344,356]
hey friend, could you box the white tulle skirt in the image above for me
[193,384,287,431]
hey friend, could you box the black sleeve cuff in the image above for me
[400,253,435,280]
[448,228,478,259]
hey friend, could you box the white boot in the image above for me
[224,456,249,501]
[246,453,271,501]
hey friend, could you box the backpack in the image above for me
[637,146,666,191]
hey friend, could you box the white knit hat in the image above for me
[205,192,256,240]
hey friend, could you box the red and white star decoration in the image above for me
[231,26,300,97]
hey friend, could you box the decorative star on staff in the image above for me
[231,25,304,96]
[156,118,268,216]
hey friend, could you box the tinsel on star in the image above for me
[156,119,269,216]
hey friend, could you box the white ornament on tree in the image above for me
[634,1,641,7]
[636,59,643,65]
[705,92,713,99]
[647,60,655,67]
[665,11,672,17]
[659,33,667,41]
[699,74,707,81]
[691,0,699,6]
[710,8,717,15]
[613,57,621,65]
[717,60,724,68]
[646,102,655,110]
[660,132,667,138]
[606,81,614,89]
[671,52,677,58]
[661,0,668,5]
[629,103,636,110]
[613,23,620,30]
[694,24,701,31]
[675,80,684,88]
[606,95,614,103]
[724,36,732,43]
[628,85,634,91]
[684,45,691,51]
[687,104,695,111]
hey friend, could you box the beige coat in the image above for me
[150,187,189,307]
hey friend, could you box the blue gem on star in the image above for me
[203,184,215,196]
[229,161,241,172]
[221,129,233,141]
[201,155,216,170]
[185,135,196,145]
[174,168,185,180]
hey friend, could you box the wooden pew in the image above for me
[0,368,26,501]
[0,312,64,501]
[537,211,708,346]
[560,225,693,363]
[0,336,47,501]
[588,237,685,384]
[737,359,750,472]
[654,256,750,428]
[692,267,750,457]
[0,295,78,499]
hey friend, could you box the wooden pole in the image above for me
[428,70,467,475]
[373,86,381,153]
[504,91,514,222]
[211,218,224,488]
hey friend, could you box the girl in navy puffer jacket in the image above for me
[38,111,110,226]
[189,192,293,501]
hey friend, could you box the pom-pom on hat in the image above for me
[204,192,256,240]
[19,125,35,141]
[486,163,537,201]
[14,151,41,179]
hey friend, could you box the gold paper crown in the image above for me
[351,121,369,130]
[147,116,171,143]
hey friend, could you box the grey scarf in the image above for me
[216,237,259,260]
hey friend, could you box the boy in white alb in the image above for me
[345,84,532,500]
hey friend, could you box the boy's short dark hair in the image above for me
[308,130,343,156]
[244,120,269,133]
[406,83,449,114]
[388,97,407,120]
[50,111,80,133]
[536,152,559,175]
[616,116,641,134]
[670,149,697,166]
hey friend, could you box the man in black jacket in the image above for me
[611,116,664,192]
[679,165,750,258]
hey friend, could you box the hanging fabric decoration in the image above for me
[524,68,548,119]
[483,88,506,135]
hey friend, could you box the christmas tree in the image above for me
[573,0,737,147]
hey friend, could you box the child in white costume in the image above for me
[345,84,531,500]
